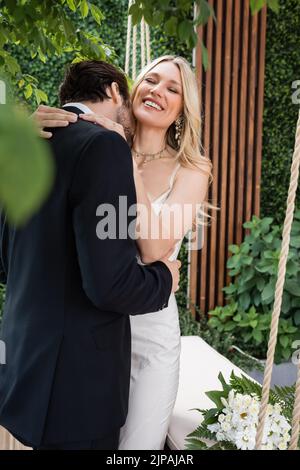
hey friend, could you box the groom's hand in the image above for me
[160,258,181,292]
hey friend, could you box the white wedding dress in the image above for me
[119,163,183,450]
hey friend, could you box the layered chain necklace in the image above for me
[132,145,173,165]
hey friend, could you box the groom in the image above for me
[0,60,180,450]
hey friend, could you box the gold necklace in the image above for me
[132,145,170,165]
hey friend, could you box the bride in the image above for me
[1,55,214,450]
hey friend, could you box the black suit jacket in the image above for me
[0,106,172,447]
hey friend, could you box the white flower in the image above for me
[221,396,228,407]
[216,431,226,441]
[235,432,254,450]
[208,389,291,450]
[278,440,288,450]
[220,421,231,432]
[207,423,220,433]
[274,403,282,414]
[261,441,273,450]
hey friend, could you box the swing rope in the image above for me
[125,2,132,76]
[125,0,151,79]
[290,362,300,449]
[255,108,300,450]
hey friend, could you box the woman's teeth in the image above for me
[144,100,162,111]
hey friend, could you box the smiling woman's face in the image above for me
[132,61,183,130]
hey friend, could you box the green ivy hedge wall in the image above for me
[260,0,300,225]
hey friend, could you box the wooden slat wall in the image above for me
[190,0,267,317]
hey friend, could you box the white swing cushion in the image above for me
[167,335,255,450]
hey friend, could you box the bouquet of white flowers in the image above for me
[185,372,297,450]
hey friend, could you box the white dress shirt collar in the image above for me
[62,102,92,114]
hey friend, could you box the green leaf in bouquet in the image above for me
[186,423,216,441]
[185,437,209,450]
[207,441,237,450]
[217,372,231,395]
[205,391,227,410]
[271,384,296,420]
[229,371,262,398]
[200,407,220,426]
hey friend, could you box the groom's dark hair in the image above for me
[59,60,130,106]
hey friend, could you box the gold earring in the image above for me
[175,115,184,147]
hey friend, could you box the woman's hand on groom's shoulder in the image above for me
[31,104,78,139]
[79,113,126,141]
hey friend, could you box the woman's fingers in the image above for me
[47,113,77,122]
[39,119,71,128]
[30,105,78,139]
[37,112,78,123]
[31,105,78,134]
[37,104,77,118]
[40,130,53,139]
[79,113,106,124]
[79,113,126,140]
[80,113,117,127]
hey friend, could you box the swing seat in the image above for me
[167,335,255,450]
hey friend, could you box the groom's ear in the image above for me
[110,82,122,106]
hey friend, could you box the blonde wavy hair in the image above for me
[130,55,218,227]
